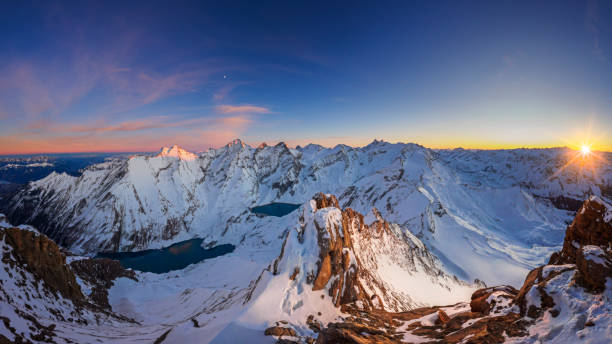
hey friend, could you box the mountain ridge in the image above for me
[3,140,611,288]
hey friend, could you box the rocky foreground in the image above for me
[306,196,612,343]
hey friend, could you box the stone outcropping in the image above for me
[546,196,612,292]
[315,196,612,343]
[70,258,137,309]
[310,193,373,309]
[0,227,84,302]
[309,193,419,310]
[549,196,612,265]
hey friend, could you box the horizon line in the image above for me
[1,139,609,156]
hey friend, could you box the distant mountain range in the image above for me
[0,153,129,185]
[3,140,611,289]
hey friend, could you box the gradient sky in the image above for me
[1,0,611,154]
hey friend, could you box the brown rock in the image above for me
[313,254,332,290]
[0,227,83,302]
[470,286,517,315]
[443,313,528,344]
[70,258,137,309]
[289,267,300,280]
[264,326,296,337]
[549,197,612,265]
[514,267,542,315]
[444,311,481,331]
[437,309,450,323]
[313,193,340,210]
[575,245,612,292]
[308,193,397,310]
[315,322,399,344]
[470,294,491,314]
[342,251,351,271]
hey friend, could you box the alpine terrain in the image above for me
[0,140,611,343]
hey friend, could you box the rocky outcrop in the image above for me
[70,258,137,309]
[316,304,529,344]
[309,193,437,311]
[0,223,140,343]
[264,325,297,337]
[315,196,612,343]
[313,192,340,210]
[549,196,612,265]
[547,196,612,292]
[0,227,83,302]
[469,286,517,315]
[310,193,374,309]
[575,245,612,292]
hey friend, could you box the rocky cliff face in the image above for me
[0,226,83,302]
[314,196,612,344]
[549,196,612,263]
[0,218,138,343]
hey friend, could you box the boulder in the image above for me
[264,326,296,337]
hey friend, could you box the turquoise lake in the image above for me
[97,239,235,273]
[250,202,301,217]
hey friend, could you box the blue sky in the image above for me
[0,0,611,154]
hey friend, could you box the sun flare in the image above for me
[581,144,591,155]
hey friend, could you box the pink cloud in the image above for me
[216,104,271,114]
[217,115,252,127]
[0,111,258,154]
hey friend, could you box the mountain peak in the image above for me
[156,145,197,161]
[226,138,246,148]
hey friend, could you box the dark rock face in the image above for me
[70,258,137,309]
[0,227,83,302]
[546,196,612,292]
[575,245,612,292]
[544,195,584,212]
[514,267,543,315]
[549,197,612,265]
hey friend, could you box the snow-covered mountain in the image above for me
[4,140,611,289]
[0,192,478,343]
[2,194,610,343]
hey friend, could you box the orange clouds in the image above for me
[215,104,271,114]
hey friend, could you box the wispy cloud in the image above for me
[0,113,255,154]
[63,116,193,133]
[216,104,271,114]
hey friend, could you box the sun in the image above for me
[581,144,591,155]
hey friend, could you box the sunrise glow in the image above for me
[0,2,610,155]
